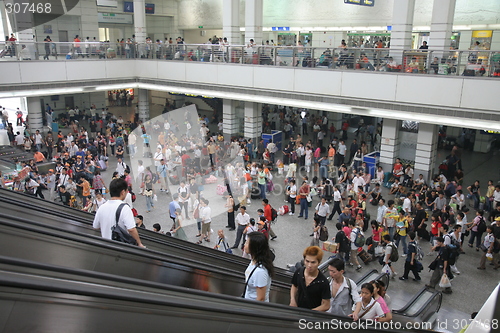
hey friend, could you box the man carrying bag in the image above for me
[93,178,145,248]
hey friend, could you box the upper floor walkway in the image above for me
[1,42,499,130]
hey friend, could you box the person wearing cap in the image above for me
[262,199,277,240]
[231,205,250,249]
[46,169,56,202]
[257,218,269,239]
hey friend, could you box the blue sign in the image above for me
[387,25,392,31]
[344,0,375,7]
[124,1,133,12]
[272,27,290,31]
[145,3,155,14]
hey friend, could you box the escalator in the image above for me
[0,256,435,333]
[0,188,293,284]
[0,214,291,304]
[1,188,442,328]
[318,258,442,328]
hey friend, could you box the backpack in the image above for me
[271,207,278,221]
[445,233,460,250]
[353,229,365,248]
[152,172,159,184]
[130,191,136,202]
[319,225,329,241]
[411,242,424,261]
[389,243,399,262]
[477,217,487,234]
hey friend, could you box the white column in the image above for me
[379,118,400,171]
[222,99,239,139]
[223,0,240,45]
[244,102,262,141]
[389,0,415,63]
[134,0,147,57]
[245,0,263,45]
[27,97,43,133]
[428,0,456,56]
[415,123,438,182]
[12,11,35,60]
[138,89,149,123]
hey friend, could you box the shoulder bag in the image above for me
[241,263,259,298]
[111,203,137,245]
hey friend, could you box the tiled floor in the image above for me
[3,103,499,333]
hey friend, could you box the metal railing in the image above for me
[2,41,500,77]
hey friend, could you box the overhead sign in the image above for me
[145,3,155,14]
[123,2,154,14]
[344,0,375,7]
[472,30,492,38]
[98,13,133,24]
[272,27,290,31]
[124,1,133,12]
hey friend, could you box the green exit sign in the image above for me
[198,26,203,28]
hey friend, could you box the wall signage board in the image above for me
[98,13,133,24]
[344,0,374,7]
[124,1,133,12]
[272,27,290,31]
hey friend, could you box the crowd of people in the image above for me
[2,100,498,324]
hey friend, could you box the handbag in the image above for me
[193,206,200,219]
[393,231,401,242]
[111,203,137,245]
[144,189,153,197]
[415,261,423,272]
[428,256,439,271]
[480,244,488,252]
[439,273,452,288]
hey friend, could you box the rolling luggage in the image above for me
[358,249,372,264]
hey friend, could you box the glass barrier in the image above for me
[1,41,499,78]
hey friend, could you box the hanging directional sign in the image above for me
[344,0,375,7]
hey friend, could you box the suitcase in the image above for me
[251,187,261,199]
[463,69,475,76]
[358,249,372,264]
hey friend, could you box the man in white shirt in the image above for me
[128,132,137,157]
[231,205,250,249]
[315,197,330,226]
[377,198,387,224]
[34,130,43,152]
[116,157,128,176]
[337,140,346,166]
[327,185,343,220]
[153,147,164,167]
[93,178,144,247]
[46,169,57,202]
[402,193,413,215]
[352,173,366,193]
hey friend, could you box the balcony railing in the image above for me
[2,41,500,78]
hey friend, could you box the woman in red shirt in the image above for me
[393,158,403,180]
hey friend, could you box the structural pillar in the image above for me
[138,89,149,123]
[133,0,147,57]
[415,123,438,182]
[379,118,401,172]
[223,0,240,45]
[428,0,456,56]
[27,97,43,133]
[244,102,262,142]
[389,0,415,63]
[222,99,239,140]
[245,0,263,45]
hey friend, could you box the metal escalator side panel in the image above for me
[0,221,291,304]
[0,191,293,282]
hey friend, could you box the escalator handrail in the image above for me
[0,256,435,332]
[0,215,294,288]
[0,188,294,278]
[392,287,443,318]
